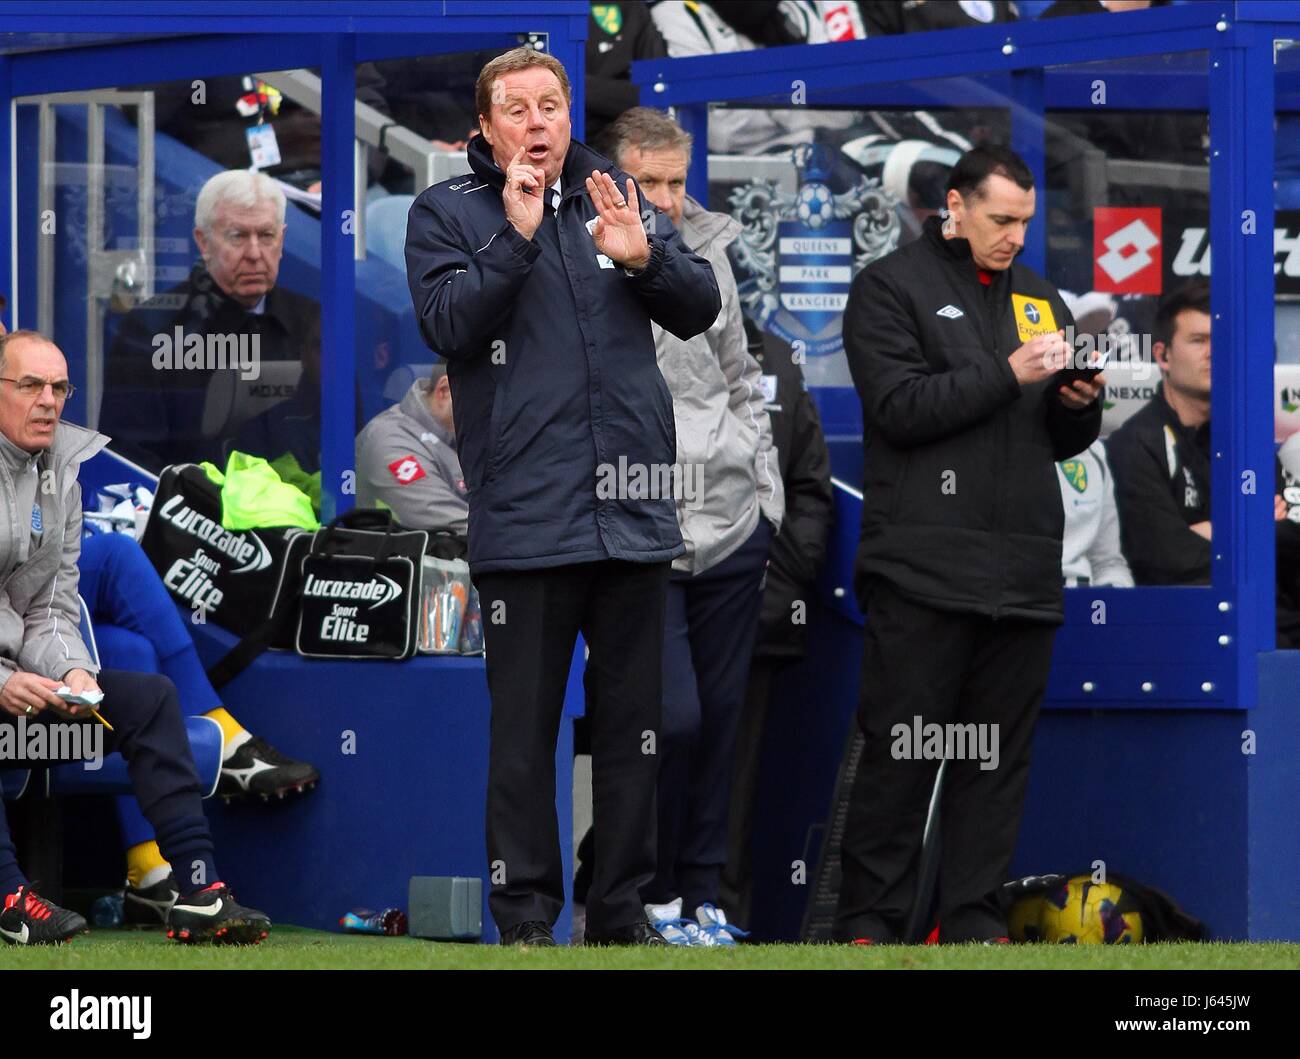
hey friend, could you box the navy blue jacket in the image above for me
[405,135,720,573]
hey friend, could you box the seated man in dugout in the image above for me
[99,169,319,473]
[355,361,468,538]
[0,328,270,946]
[1107,281,1300,645]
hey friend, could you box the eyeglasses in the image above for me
[0,376,74,400]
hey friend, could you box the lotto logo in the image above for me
[822,2,859,40]
[388,455,427,486]
[1094,207,1162,294]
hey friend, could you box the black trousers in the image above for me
[719,656,782,931]
[645,519,771,912]
[0,668,211,895]
[475,559,669,935]
[834,579,1057,943]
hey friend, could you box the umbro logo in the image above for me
[936,305,965,319]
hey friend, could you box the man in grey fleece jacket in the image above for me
[0,329,268,945]
[598,108,782,939]
[355,363,468,536]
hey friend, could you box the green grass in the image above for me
[6,927,1300,970]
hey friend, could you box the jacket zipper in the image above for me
[983,272,1008,620]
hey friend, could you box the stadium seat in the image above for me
[365,193,417,271]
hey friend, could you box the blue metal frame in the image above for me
[634,5,1226,105]
[635,1,1300,940]
[319,31,356,525]
[635,2,1293,712]
[0,53,11,338]
[0,0,589,525]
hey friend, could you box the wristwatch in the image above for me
[621,235,662,278]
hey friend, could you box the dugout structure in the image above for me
[0,1,590,943]
[2,1,1298,943]
[634,2,1300,939]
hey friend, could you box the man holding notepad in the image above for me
[0,328,269,946]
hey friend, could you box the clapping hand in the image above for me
[585,171,650,269]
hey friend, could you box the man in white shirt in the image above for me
[1057,439,1134,588]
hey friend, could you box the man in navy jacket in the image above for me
[405,47,720,946]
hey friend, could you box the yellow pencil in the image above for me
[91,708,114,731]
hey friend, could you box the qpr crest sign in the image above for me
[728,143,900,358]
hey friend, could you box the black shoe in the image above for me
[833,915,899,945]
[584,919,668,946]
[218,736,320,803]
[168,883,271,945]
[0,885,87,945]
[123,875,180,927]
[499,920,556,946]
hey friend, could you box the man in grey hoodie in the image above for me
[355,362,467,536]
[0,329,269,945]
[598,108,783,941]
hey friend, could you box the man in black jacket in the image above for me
[101,170,318,472]
[1105,283,1213,587]
[404,47,719,947]
[836,146,1104,944]
[721,322,833,931]
[1106,282,1300,646]
[586,2,668,145]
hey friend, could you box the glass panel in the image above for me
[1045,53,1210,595]
[706,96,1009,436]
[353,47,510,527]
[1276,39,1300,649]
[14,70,324,503]
[705,53,1214,596]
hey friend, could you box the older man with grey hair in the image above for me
[593,106,782,942]
[101,169,319,471]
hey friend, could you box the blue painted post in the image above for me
[1009,68,1046,273]
[320,33,357,523]
[0,55,10,332]
[550,17,588,146]
[1209,30,1276,709]
[676,104,710,206]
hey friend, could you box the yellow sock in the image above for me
[125,841,170,890]
[203,707,248,745]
